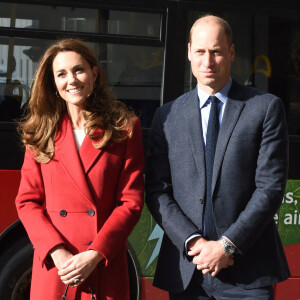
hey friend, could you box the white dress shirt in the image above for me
[198,78,232,144]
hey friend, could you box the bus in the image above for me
[0,0,299,299]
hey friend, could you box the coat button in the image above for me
[88,209,95,216]
[88,241,92,245]
[199,199,204,204]
[60,210,67,217]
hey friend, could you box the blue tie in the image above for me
[204,96,219,240]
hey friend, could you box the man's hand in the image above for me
[58,250,103,286]
[188,239,234,276]
[187,236,207,257]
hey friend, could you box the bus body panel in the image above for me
[0,170,20,234]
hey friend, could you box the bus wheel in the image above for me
[127,248,141,300]
[0,242,33,300]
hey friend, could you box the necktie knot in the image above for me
[209,95,219,105]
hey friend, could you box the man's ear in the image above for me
[188,43,192,62]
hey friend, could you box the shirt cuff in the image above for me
[185,233,202,255]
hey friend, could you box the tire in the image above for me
[0,242,33,300]
[127,248,141,300]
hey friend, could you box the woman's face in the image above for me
[52,51,98,109]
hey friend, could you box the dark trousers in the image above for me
[169,270,274,300]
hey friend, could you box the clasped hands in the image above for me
[50,245,103,287]
[187,237,234,277]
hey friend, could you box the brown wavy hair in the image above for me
[19,38,135,163]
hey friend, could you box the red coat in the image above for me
[15,114,144,300]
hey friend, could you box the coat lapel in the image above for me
[212,82,245,194]
[54,114,95,204]
[182,89,206,198]
[79,131,103,174]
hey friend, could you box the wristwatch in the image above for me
[219,236,235,255]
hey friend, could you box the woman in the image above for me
[15,38,144,300]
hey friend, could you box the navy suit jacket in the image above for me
[145,80,290,293]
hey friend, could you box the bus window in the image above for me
[0,2,163,127]
[0,40,33,122]
[0,3,162,38]
[0,38,163,126]
[104,44,163,128]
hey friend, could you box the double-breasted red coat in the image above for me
[15,114,144,300]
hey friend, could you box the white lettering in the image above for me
[284,213,293,225]
[283,212,300,225]
[295,210,299,225]
[285,192,294,204]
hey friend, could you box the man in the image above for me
[145,15,290,299]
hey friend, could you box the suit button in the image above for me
[199,199,204,204]
[60,210,67,217]
[88,241,92,245]
[88,209,95,216]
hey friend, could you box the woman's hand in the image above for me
[49,244,73,270]
[58,250,104,286]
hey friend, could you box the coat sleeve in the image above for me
[145,108,201,255]
[224,97,289,253]
[15,149,65,268]
[88,118,144,266]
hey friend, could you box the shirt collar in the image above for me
[198,77,232,109]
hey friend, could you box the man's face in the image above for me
[188,19,235,94]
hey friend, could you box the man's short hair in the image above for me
[189,14,233,47]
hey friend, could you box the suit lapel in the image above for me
[212,83,245,193]
[54,114,95,204]
[182,89,206,197]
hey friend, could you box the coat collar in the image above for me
[54,113,103,204]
